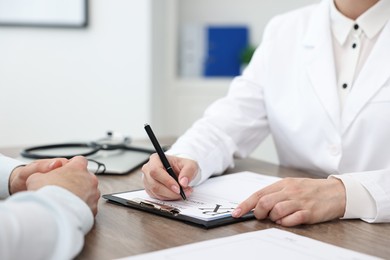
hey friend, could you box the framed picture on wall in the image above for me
[0,0,88,28]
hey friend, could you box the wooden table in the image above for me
[2,146,390,259]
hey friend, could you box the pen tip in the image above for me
[144,123,149,127]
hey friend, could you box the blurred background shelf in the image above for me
[152,0,316,164]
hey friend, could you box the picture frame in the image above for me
[0,0,88,28]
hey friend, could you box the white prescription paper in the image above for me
[113,171,280,221]
[117,228,381,260]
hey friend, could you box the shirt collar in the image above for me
[330,0,390,45]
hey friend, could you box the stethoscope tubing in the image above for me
[21,143,101,159]
[21,142,157,160]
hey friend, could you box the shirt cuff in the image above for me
[330,174,376,219]
[0,155,25,199]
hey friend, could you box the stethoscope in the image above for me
[21,131,154,159]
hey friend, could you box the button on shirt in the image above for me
[330,0,390,108]
[329,0,390,220]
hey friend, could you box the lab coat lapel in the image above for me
[342,21,390,134]
[303,1,341,132]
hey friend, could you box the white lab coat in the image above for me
[169,0,390,222]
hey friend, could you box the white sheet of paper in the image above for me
[113,171,280,221]
[117,228,381,260]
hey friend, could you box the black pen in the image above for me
[144,124,186,200]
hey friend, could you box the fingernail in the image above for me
[180,177,189,187]
[49,161,57,169]
[184,187,193,196]
[171,185,180,194]
[232,208,241,218]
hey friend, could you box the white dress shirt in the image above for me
[331,0,390,107]
[0,154,93,260]
[168,0,390,223]
[329,0,390,219]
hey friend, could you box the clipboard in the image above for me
[103,191,254,228]
[103,171,281,228]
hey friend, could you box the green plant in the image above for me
[240,45,256,65]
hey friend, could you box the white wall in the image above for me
[156,0,318,164]
[0,0,152,147]
[178,0,318,47]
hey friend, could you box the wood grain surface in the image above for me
[2,143,389,260]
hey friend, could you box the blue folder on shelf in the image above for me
[204,26,248,77]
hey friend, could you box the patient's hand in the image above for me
[9,158,68,194]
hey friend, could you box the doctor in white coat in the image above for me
[142,0,390,226]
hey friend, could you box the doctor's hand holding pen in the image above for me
[142,153,197,201]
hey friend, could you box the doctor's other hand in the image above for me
[142,153,198,200]
[26,156,100,216]
[9,158,69,195]
[232,178,346,227]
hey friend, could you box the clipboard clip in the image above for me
[128,198,180,216]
